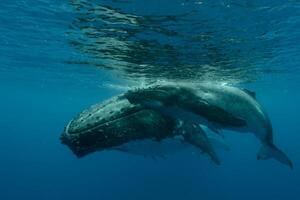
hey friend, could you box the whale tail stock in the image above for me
[257,142,293,169]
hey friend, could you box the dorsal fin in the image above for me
[242,89,256,99]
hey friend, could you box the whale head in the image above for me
[60,95,175,157]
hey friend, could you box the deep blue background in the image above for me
[1,0,300,199]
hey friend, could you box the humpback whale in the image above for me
[125,83,293,169]
[61,96,175,157]
[61,94,225,164]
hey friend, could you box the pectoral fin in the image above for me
[182,122,221,165]
[200,125,229,151]
[208,137,230,151]
[207,125,224,138]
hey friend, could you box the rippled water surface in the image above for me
[67,0,300,83]
[1,0,300,85]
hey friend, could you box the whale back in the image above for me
[194,84,273,141]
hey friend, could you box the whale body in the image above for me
[125,83,293,169]
[61,94,225,164]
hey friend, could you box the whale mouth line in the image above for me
[65,108,145,135]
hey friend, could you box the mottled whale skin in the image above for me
[61,93,224,164]
[196,83,293,168]
[61,95,176,157]
[125,83,293,169]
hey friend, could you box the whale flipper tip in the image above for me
[257,144,293,169]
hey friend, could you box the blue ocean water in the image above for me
[1,0,300,199]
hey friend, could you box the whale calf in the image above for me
[125,83,293,169]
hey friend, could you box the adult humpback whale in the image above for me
[61,94,224,164]
[61,96,175,157]
[125,83,293,169]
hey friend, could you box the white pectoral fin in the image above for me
[183,123,221,165]
[208,137,230,151]
[209,126,224,138]
[199,124,224,138]
[199,125,228,151]
[257,143,293,169]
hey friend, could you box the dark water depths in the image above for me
[1,0,300,199]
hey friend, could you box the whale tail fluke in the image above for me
[257,143,293,169]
